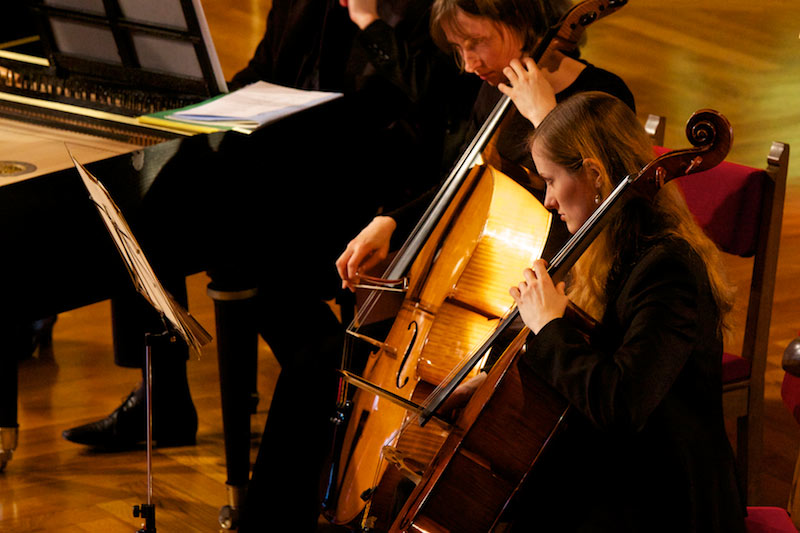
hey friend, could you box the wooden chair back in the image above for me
[645,114,790,503]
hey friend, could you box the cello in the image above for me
[323,0,628,529]
[389,108,734,533]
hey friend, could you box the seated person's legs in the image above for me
[237,280,347,532]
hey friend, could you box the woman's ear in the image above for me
[582,157,605,189]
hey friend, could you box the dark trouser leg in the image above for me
[0,328,20,470]
[238,297,344,533]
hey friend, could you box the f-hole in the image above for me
[396,321,418,389]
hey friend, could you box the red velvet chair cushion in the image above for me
[744,507,796,532]
[723,352,752,384]
[782,372,800,426]
[652,146,767,257]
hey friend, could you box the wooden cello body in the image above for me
[330,163,552,528]
[391,326,568,533]
[388,109,734,533]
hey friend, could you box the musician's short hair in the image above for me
[430,0,572,67]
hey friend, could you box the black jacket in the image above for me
[516,237,746,532]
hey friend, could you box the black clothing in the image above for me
[231,2,478,532]
[231,0,479,214]
[514,235,746,532]
[227,0,478,367]
[230,0,353,92]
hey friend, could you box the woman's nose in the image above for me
[462,50,479,73]
[544,190,557,210]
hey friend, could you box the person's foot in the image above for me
[62,384,197,450]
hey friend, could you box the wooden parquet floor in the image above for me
[2,0,800,531]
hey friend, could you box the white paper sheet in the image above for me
[168,81,342,133]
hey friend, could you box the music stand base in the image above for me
[133,503,156,533]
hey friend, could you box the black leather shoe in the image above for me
[62,385,198,450]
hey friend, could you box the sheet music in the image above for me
[69,149,212,355]
[168,81,342,133]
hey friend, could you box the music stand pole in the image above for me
[133,330,170,533]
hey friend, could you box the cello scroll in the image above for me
[637,109,733,196]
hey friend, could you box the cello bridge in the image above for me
[381,446,424,485]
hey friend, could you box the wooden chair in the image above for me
[645,114,790,503]
[782,336,800,530]
[742,335,800,532]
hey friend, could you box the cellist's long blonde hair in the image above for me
[530,92,734,332]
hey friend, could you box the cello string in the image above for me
[411,305,516,417]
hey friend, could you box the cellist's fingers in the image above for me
[509,284,522,303]
[498,58,523,96]
[511,266,536,300]
[343,251,368,290]
[522,266,537,284]
[336,243,366,291]
[555,280,567,296]
[335,249,355,290]
[502,58,524,85]
[499,58,555,127]
[336,215,396,290]
[355,248,386,279]
[520,56,539,73]
[529,259,552,287]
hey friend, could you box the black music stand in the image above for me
[70,149,212,533]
